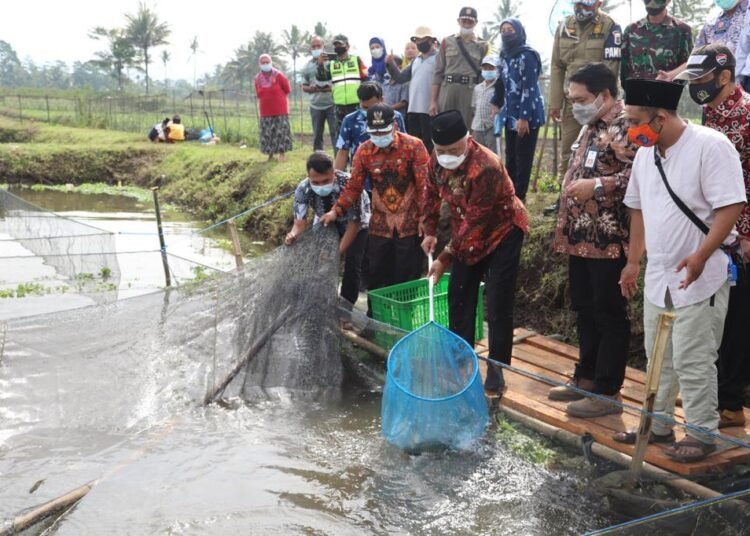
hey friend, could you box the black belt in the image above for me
[445,74,472,85]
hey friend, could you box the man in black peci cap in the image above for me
[322,104,430,301]
[616,79,746,463]
[677,44,750,430]
[422,110,529,398]
[431,7,490,128]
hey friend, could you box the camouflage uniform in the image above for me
[621,15,693,81]
[550,12,622,180]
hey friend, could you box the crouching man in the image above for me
[421,110,529,397]
[286,152,370,306]
[618,79,746,462]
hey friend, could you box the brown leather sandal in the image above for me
[612,430,675,445]
[665,437,717,463]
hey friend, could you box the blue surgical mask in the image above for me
[371,133,394,148]
[311,182,334,197]
[311,49,322,59]
[482,70,497,81]
[714,0,739,11]
[260,64,272,72]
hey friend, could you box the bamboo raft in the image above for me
[476,328,750,477]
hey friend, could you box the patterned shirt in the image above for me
[423,138,529,266]
[705,86,750,239]
[471,81,497,131]
[334,131,430,239]
[335,109,406,154]
[293,170,370,235]
[496,49,546,130]
[554,101,636,259]
[696,1,749,54]
[621,15,693,81]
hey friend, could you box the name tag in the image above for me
[584,148,599,170]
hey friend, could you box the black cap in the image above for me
[674,44,736,81]
[366,104,395,133]
[458,6,478,20]
[431,111,468,146]
[332,34,349,44]
[624,79,684,111]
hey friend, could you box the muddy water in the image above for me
[0,188,619,535]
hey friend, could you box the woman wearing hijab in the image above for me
[368,37,387,83]
[493,18,545,201]
[254,54,293,161]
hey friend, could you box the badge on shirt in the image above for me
[603,26,623,60]
[584,148,599,170]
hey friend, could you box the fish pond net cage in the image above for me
[2,189,750,534]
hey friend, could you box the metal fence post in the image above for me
[17,95,22,123]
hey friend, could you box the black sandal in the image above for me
[665,437,717,463]
[612,430,675,445]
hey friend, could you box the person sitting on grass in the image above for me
[286,152,370,308]
[166,115,185,143]
[148,117,170,143]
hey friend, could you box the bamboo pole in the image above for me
[151,187,171,288]
[202,305,292,405]
[1,481,95,536]
[227,220,244,269]
[532,117,551,193]
[629,312,675,484]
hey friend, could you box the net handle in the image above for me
[428,253,435,322]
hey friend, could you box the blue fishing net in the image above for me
[381,321,489,451]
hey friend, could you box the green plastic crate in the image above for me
[369,274,484,345]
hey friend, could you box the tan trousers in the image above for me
[646,285,729,443]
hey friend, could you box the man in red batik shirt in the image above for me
[421,110,529,397]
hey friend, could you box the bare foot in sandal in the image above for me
[665,436,716,463]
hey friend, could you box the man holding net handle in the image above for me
[421,110,528,397]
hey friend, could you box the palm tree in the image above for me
[484,0,523,42]
[161,50,170,91]
[125,2,171,95]
[89,27,136,92]
[223,32,286,91]
[188,36,200,88]
[313,22,333,45]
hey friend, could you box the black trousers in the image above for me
[340,228,368,305]
[505,127,540,202]
[569,255,630,395]
[407,112,433,154]
[449,227,524,391]
[335,104,359,131]
[366,234,424,293]
[718,272,750,411]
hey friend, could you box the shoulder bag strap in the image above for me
[455,38,482,78]
[653,149,710,235]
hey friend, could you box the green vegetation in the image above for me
[494,414,559,465]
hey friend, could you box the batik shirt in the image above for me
[496,49,546,130]
[554,101,636,259]
[423,138,529,266]
[696,1,749,54]
[334,131,429,239]
[705,86,750,239]
[621,15,692,81]
[293,170,370,236]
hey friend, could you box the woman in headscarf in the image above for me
[493,18,545,201]
[401,41,418,69]
[368,37,387,83]
[254,54,293,161]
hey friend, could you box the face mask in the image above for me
[689,76,724,105]
[715,0,739,11]
[574,6,596,22]
[482,70,497,81]
[371,133,394,148]
[645,7,666,16]
[417,41,432,54]
[260,64,272,72]
[311,182,334,197]
[459,26,475,36]
[371,47,384,59]
[627,116,661,147]
[437,152,467,170]
[311,49,322,59]
[501,32,522,49]
[571,94,604,125]
[334,46,347,55]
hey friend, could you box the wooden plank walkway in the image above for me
[476,329,750,477]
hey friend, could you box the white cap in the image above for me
[481,55,496,67]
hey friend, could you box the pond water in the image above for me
[0,187,621,535]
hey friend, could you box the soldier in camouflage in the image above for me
[621,0,693,82]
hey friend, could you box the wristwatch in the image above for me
[594,177,604,201]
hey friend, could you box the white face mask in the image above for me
[371,47,384,59]
[311,49,322,59]
[437,152,467,170]
[260,63,272,73]
[459,26,475,36]
[572,94,604,125]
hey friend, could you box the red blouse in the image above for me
[254,71,291,117]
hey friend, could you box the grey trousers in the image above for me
[647,285,729,443]
[472,127,497,154]
[310,106,337,152]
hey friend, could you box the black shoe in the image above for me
[542,198,560,217]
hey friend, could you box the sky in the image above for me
[0,0,717,82]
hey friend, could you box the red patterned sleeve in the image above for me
[452,166,505,258]
[334,147,367,215]
[422,157,442,236]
